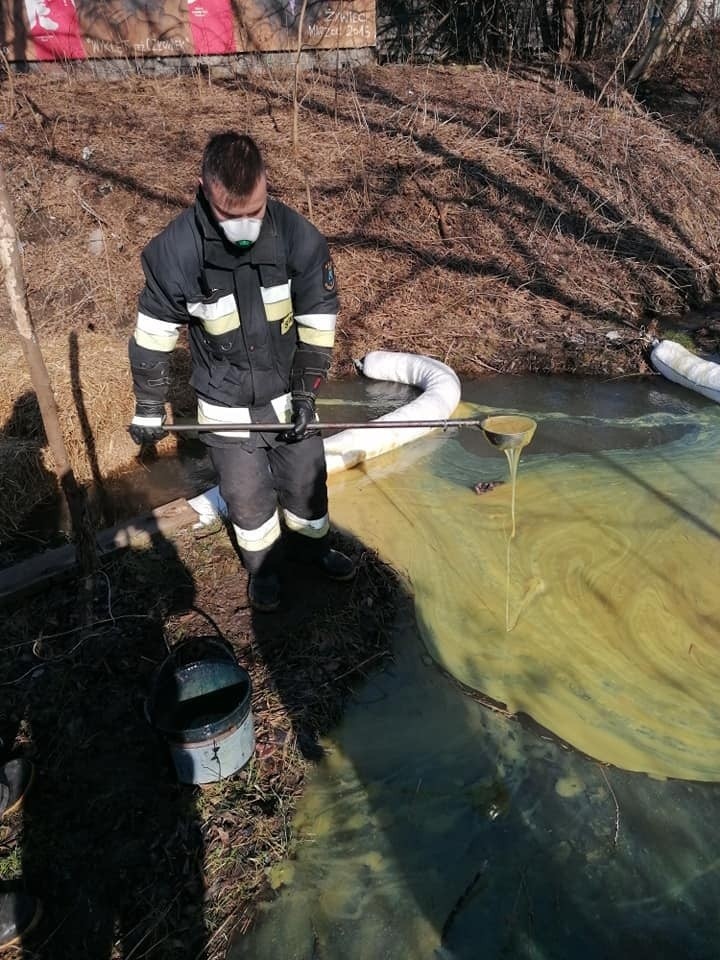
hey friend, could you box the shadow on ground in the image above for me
[0,527,206,960]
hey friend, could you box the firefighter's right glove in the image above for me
[129,402,167,445]
[282,395,317,443]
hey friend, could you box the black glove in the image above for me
[128,401,167,446]
[282,395,317,443]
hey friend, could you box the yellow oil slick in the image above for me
[481,414,537,630]
[267,861,296,890]
[329,413,720,781]
[506,446,521,539]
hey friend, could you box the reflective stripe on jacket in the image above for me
[129,190,338,416]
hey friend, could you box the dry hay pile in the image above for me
[1,62,720,531]
[0,332,195,535]
[0,435,49,535]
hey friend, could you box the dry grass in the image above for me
[0,438,53,534]
[0,58,719,528]
[0,332,195,535]
[2,62,719,364]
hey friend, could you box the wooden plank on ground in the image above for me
[0,498,200,603]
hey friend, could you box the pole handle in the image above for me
[142,418,482,434]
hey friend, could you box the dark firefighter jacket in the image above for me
[129,189,339,438]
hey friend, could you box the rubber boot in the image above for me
[0,893,41,951]
[287,531,357,582]
[318,548,357,582]
[0,760,34,819]
[247,573,281,613]
[242,538,283,613]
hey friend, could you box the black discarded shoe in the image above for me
[248,573,281,613]
[0,892,41,951]
[318,549,356,582]
[0,759,34,819]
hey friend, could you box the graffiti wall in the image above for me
[0,0,375,62]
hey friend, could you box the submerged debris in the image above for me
[473,480,504,495]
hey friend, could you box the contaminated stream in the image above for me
[223,372,720,960]
[15,371,720,957]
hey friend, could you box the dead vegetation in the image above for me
[2,60,719,370]
[1,59,720,534]
[0,334,194,535]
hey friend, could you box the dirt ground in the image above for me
[1,37,720,958]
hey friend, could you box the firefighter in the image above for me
[128,131,356,611]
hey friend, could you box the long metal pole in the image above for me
[159,418,483,434]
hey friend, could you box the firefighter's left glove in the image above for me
[282,395,317,443]
[129,402,167,445]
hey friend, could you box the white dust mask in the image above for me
[219,216,263,249]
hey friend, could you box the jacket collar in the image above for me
[194,189,280,269]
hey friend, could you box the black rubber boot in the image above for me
[248,573,281,613]
[318,549,357,582]
[0,893,41,951]
[0,759,34,819]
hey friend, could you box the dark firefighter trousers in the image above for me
[208,432,329,577]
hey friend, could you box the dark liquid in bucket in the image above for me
[159,683,247,734]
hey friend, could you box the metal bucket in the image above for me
[147,637,255,785]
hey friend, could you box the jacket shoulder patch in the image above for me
[322,259,336,292]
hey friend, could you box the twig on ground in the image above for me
[598,764,620,847]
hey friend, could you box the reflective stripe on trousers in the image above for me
[209,434,329,575]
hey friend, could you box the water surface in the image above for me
[229,372,720,959]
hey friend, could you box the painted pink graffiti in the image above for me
[187,0,235,54]
[25,0,87,60]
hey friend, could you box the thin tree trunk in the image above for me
[292,0,310,155]
[292,0,315,223]
[535,0,554,52]
[558,0,577,61]
[627,0,698,84]
[0,164,97,580]
[598,0,651,103]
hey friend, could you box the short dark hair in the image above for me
[201,132,265,199]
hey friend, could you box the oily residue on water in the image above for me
[228,377,720,960]
[328,395,720,782]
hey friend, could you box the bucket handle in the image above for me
[162,605,227,656]
[162,635,237,670]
